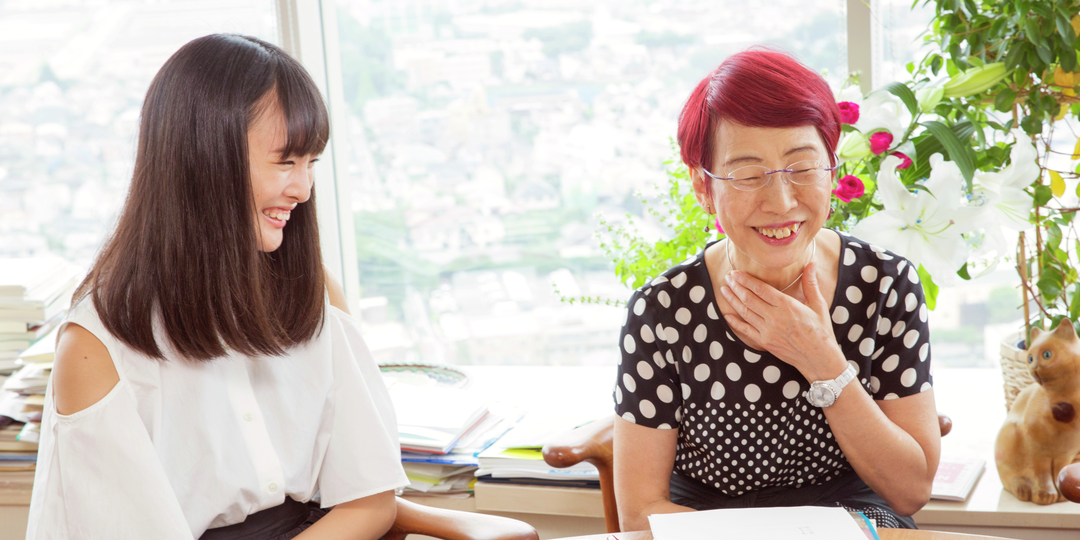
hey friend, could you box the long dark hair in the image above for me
[75,34,330,361]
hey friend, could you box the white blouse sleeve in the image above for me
[27,368,193,538]
[315,307,408,507]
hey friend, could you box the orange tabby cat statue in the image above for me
[995,321,1080,504]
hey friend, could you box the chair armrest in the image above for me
[938,414,952,437]
[384,497,538,540]
[1058,463,1080,503]
[542,415,619,533]
[541,416,615,470]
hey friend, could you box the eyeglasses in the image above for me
[701,159,838,192]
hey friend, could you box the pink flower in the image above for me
[838,101,860,124]
[869,131,894,155]
[715,217,724,234]
[891,151,912,169]
[833,175,865,202]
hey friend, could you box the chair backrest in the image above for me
[541,413,955,533]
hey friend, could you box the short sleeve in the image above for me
[870,260,933,400]
[29,376,193,539]
[315,308,408,507]
[614,288,681,429]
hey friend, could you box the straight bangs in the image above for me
[274,57,330,159]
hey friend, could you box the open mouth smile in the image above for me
[753,222,801,239]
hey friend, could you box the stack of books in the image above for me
[0,327,58,489]
[0,257,76,491]
[0,257,77,375]
[386,380,526,496]
[475,412,602,488]
[399,405,523,497]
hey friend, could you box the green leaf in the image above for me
[1037,267,1064,300]
[946,59,960,77]
[907,121,976,183]
[1057,13,1076,43]
[994,87,1018,112]
[922,120,976,188]
[1004,42,1027,70]
[1069,285,1080,321]
[1034,183,1054,206]
[1060,38,1078,72]
[1036,44,1054,65]
[968,55,985,67]
[957,263,971,280]
[918,265,939,310]
[1024,17,1048,49]
[885,82,920,117]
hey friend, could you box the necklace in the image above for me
[725,236,817,293]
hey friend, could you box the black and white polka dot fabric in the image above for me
[614,232,933,497]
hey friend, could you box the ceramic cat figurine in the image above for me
[996,321,1080,504]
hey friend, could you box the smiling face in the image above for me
[247,95,318,252]
[693,121,833,272]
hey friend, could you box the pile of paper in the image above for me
[0,257,76,375]
[398,404,523,497]
[0,326,57,481]
[649,506,875,540]
[388,383,490,455]
[475,413,602,488]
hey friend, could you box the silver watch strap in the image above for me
[830,364,857,394]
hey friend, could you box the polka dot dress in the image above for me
[614,232,933,497]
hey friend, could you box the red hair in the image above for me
[677,48,841,176]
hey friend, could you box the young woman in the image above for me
[27,34,407,539]
[612,49,940,530]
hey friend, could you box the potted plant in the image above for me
[590,1,1080,409]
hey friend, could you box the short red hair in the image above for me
[677,48,841,174]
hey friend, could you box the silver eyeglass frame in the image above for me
[700,156,840,192]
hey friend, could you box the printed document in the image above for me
[649,505,869,540]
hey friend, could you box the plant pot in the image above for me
[999,330,1037,411]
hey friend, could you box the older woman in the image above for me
[612,49,939,530]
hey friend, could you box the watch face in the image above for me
[807,385,836,407]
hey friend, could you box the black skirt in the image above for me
[199,498,329,540]
[669,469,917,529]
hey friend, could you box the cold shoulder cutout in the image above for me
[52,322,119,415]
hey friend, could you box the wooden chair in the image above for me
[386,497,539,540]
[542,413,955,533]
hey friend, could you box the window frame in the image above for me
[281,0,879,316]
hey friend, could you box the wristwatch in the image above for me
[804,364,857,408]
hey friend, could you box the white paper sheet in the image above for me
[648,506,868,540]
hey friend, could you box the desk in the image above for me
[406,367,1080,540]
[3,366,1080,540]
[556,530,1011,540]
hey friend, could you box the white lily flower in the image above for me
[836,87,909,144]
[974,130,1038,230]
[962,130,1038,261]
[852,154,987,285]
[854,91,908,143]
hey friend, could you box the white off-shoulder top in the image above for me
[26,298,408,539]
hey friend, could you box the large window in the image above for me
[332,0,847,365]
[10,1,1001,370]
[0,0,278,267]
